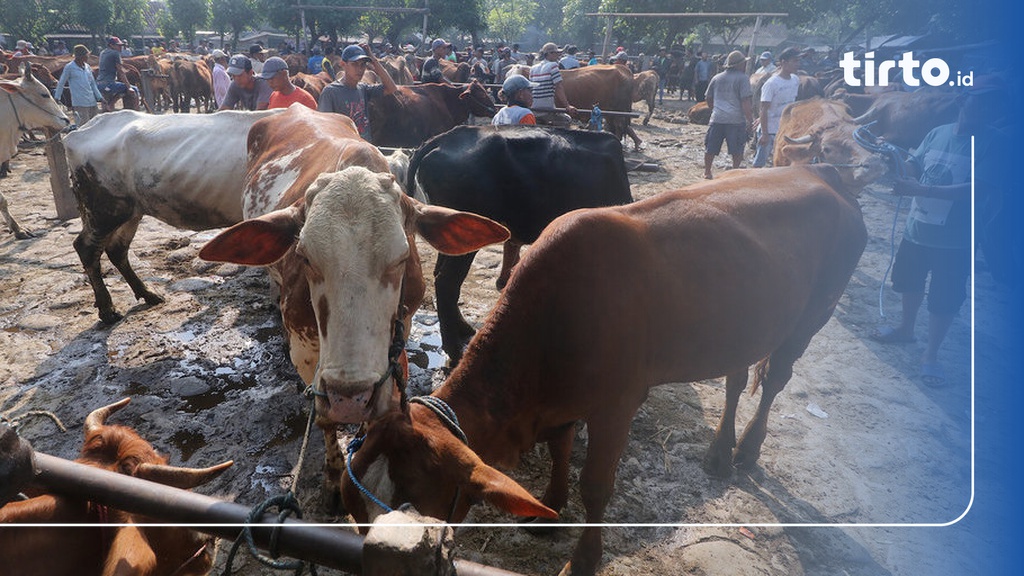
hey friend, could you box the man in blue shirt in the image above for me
[54,44,103,125]
[693,51,715,102]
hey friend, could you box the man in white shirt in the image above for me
[753,47,801,167]
[530,42,576,127]
[755,51,776,75]
[210,49,230,108]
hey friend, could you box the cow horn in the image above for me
[784,135,814,144]
[852,110,874,125]
[22,62,33,80]
[135,460,234,489]
[84,398,132,433]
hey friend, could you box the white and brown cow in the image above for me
[198,104,508,504]
[63,109,282,323]
[1,62,71,239]
[342,165,868,575]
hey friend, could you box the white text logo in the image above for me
[840,51,974,88]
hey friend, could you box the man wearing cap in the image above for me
[318,43,397,142]
[559,45,580,70]
[492,75,537,126]
[755,51,776,75]
[421,39,452,85]
[54,44,103,125]
[530,42,576,127]
[702,50,753,179]
[210,49,230,108]
[249,44,268,74]
[97,37,139,112]
[693,51,714,102]
[52,40,69,56]
[753,46,800,167]
[653,47,671,104]
[219,54,272,111]
[871,75,1008,386]
[263,56,317,110]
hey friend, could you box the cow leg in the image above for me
[103,215,165,307]
[1,192,34,240]
[562,409,636,576]
[732,354,797,470]
[0,160,9,177]
[523,422,575,535]
[321,425,345,514]
[496,239,523,291]
[702,369,749,478]
[433,253,478,364]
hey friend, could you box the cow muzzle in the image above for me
[314,367,399,424]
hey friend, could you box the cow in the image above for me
[850,90,959,149]
[366,80,496,148]
[63,109,282,323]
[632,70,658,125]
[773,98,889,187]
[170,59,213,113]
[561,65,634,141]
[0,398,233,576]
[1,63,71,239]
[196,105,509,506]
[341,164,868,576]
[290,71,332,101]
[406,124,633,363]
[380,54,414,85]
[439,59,471,83]
[686,100,711,125]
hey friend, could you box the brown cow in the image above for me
[850,90,959,149]
[171,59,213,112]
[366,80,496,148]
[342,164,868,576]
[380,54,414,85]
[632,70,658,125]
[290,71,332,101]
[439,59,471,83]
[198,105,508,505]
[561,64,634,140]
[773,98,888,187]
[0,398,233,576]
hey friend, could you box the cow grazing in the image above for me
[197,105,508,504]
[561,64,634,141]
[773,98,888,187]
[1,63,71,239]
[850,90,959,149]
[367,80,496,148]
[632,70,659,125]
[342,165,868,575]
[406,125,633,363]
[0,398,232,576]
[64,109,282,323]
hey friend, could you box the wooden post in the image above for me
[44,129,76,221]
[746,16,762,75]
[602,16,614,61]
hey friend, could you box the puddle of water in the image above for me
[407,313,448,371]
[179,376,256,413]
[169,429,207,462]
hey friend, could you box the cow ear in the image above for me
[465,463,559,519]
[105,526,158,575]
[776,142,815,166]
[406,196,510,255]
[199,206,302,265]
[0,82,18,95]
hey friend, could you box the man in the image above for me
[693,51,714,102]
[653,47,671,104]
[421,38,452,84]
[52,40,68,56]
[54,44,103,125]
[263,56,317,110]
[318,43,398,142]
[702,50,753,179]
[871,76,1007,386]
[755,51,776,75]
[249,44,268,75]
[219,54,272,110]
[469,46,491,84]
[492,74,537,126]
[97,36,139,112]
[210,49,230,108]
[752,46,800,168]
[530,42,576,127]
[559,45,581,70]
[611,52,644,150]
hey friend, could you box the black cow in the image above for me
[406,125,633,363]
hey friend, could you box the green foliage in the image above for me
[1,1,68,44]
[109,0,148,37]
[169,0,211,42]
[156,8,179,40]
[485,0,536,43]
[75,0,114,38]
[562,0,603,47]
[211,0,257,48]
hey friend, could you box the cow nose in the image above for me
[316,371,392,423]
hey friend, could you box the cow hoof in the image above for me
[519,515,559,536]
[141,292,165,306]
[99,310,124,325]
[14,229,36,240]
[701,451,735,479]
[732,449,760,471]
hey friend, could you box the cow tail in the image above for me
[751,356,770,395]
[406,138,441,199]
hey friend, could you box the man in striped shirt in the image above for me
[530,42,576,127]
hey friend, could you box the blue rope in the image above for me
[345,435,394,514]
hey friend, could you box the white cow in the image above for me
[1,63,71,238]
[63,108,282,323]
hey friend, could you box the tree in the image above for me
[210,0,258,51]
[484,0,536,44]
[109,0,148,38]
[1,1,68,45]
[169,0,211,43]
[74,0,114,43]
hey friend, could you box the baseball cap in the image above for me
[16,40,28,49]
[430,38,450,51]
[502,74,538,94]
[259,56,289,79]
[211,49,227,59]
[249,44,267,55]
[341,45,371,63]
[226,54,252,76]
[759,51,773,61]
[107,36,125,46]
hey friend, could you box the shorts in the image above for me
[890,238,970,315]
[705,123,747,156]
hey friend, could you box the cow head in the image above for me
[460,80,496,117]
[0,63,70,131]
[199,167,509,423]
[341,404,557,528]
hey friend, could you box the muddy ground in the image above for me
[0,99,999,575]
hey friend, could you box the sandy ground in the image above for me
[0,99,999,575]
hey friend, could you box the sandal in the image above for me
[870,326,915,344]
[920,362,946,387]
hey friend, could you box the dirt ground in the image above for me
[0,99,997,575]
